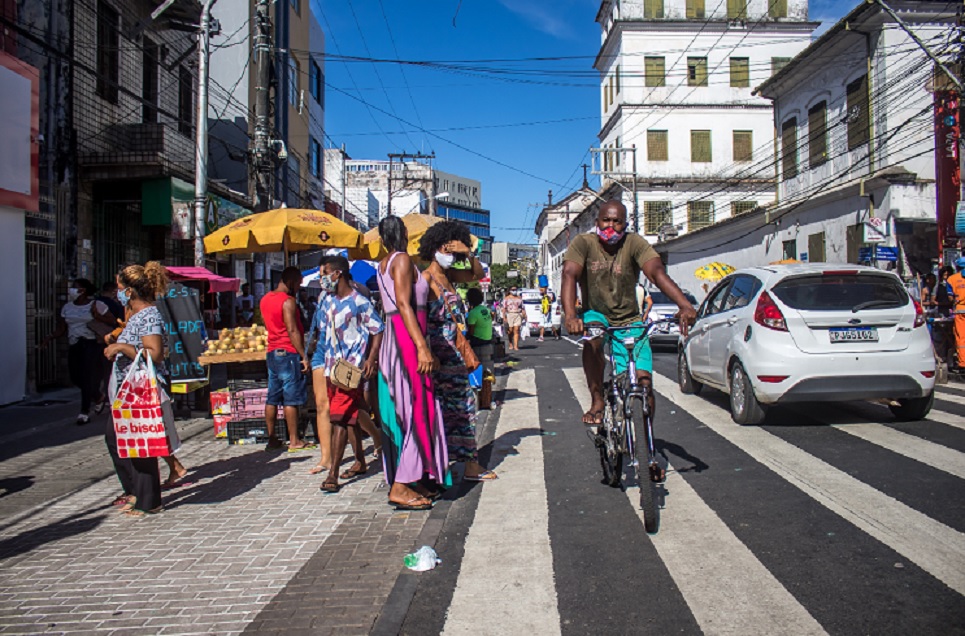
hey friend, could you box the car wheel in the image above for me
[678,350,702,395]
[888,390,935,422]
[729,361,766,425]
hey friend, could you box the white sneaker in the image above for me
[538,337,544,342]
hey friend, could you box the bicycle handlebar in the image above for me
[582,317,679,342]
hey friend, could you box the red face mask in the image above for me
[596,226,625,245]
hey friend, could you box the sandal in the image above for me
[320,477,340,494]
[111,494,133,507]
[124,506,163,518]
[389,496,432,511]
[463,470,498,482]
[340,464,367,480]
[308,463,330,475]
[287,442,318,453]
[582,410,604,426]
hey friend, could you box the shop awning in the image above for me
[166,266,241,293]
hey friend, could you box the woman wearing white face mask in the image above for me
[40,279,118,424]
[419,221,497,484]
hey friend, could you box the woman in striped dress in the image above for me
[375,216,449,510]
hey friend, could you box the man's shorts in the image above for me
[327,380,365,426]
[582,310,652,376]
[542,313,553,327]
[266,349,307,407]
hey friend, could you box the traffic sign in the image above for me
[858,246,898,262]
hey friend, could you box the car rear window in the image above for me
[771,273,909,311]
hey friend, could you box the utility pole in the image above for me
[386,151,435,217]
[250,0,273,297]
[193,0,217,267]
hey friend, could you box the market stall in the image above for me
[200,208,367,443]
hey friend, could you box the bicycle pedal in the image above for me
[649,464,666,483]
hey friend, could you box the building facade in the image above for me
[594,0,815,242]
[656,0,956,296]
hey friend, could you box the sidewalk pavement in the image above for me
[0,376,504,635]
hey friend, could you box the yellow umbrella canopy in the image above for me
[769,258,800,265]
[694,262,735,282]
[355,214,479,261]
[204,208,363,256]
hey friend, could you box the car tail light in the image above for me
[822,270,859,276]
[754,292,788,331]
[921,370,935,378]
[758,375,789,383]
[913,299,925,328]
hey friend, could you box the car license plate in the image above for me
[829,327,878,343]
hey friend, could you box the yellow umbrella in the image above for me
[694,262,735,282]
[355,214,479,261]
[769,258,800,265]
[204,208,363,257]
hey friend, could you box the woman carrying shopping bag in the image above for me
[104,262,184,517]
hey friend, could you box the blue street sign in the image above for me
[858,246,898,262]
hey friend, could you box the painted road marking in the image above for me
[563,368,827,636]
[443,368,560,636]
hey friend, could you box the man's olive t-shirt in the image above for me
[563,233,660,326]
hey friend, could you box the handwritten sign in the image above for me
[156,283,208,383]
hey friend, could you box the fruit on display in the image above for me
[201,325,269,357]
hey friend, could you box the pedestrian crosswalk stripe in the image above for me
[651,370,965,596]
[934,389,965,407]
[443,368,560,636]
[922,408,965,432]
[562,368,828,636]
[829,422,965,480]
[936,383,965,397]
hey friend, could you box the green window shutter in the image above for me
[733,130,753,162]
[647,130,669,161]
[771,57,790,76]
[644,0,664,19]
[731,201,758,216]
[686,0,705,19]
[847,75,870,150]
[730,57,750,88]
[808,101,828,167]
[691,130,712,163]
[644,201,673,235]
[688,202,714,231]
[727,0,747,19]
[782,117,798,180]
[688,57,708,87]
[768,0,787,18]
[645,57,665,87]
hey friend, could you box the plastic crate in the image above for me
[230,388,269,421]
[227,377,268,392]
[227,416,317,445]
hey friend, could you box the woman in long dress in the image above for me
[375,216,449,510]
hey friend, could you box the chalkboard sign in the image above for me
[157,283,208,383]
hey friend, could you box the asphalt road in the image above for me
[393,336,965,636]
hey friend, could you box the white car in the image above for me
[519,289,544,335]
[677,263,936,425]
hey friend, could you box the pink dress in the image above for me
[376,253,450,486]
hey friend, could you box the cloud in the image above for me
[497,0,577,39]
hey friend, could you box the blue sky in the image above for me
[314,0,850,245]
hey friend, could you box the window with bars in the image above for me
[688,202,714,231]
[768,0,788,18]
[732,201,758,216]
[847,75,870,150]
[771,57,791,76]
[645,57,665,87]
[96,1,119,104]
[142,39,159,123]
[727,0,747,19]
[733,130,753,162]
[781,117,798,180]
[808,101,828,167]
[686,0,705,18]
[644,201,673,235]
[648,130,668,161]
[691,130,711,163]
[644,0,664,19]
[688,57,708,87]
[178,65,193,137]
[730,57,750,88]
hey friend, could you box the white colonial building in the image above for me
[594,0,816,241]
[656,0,956,297]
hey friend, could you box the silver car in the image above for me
[646,290,699,348]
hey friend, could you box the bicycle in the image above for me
[583,318,676,533]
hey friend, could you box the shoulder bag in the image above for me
[428,273,480,373]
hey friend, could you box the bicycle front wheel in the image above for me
[599,395,623,488]
[629,396,659,533]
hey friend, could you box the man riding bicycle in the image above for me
[561,199,696,428]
